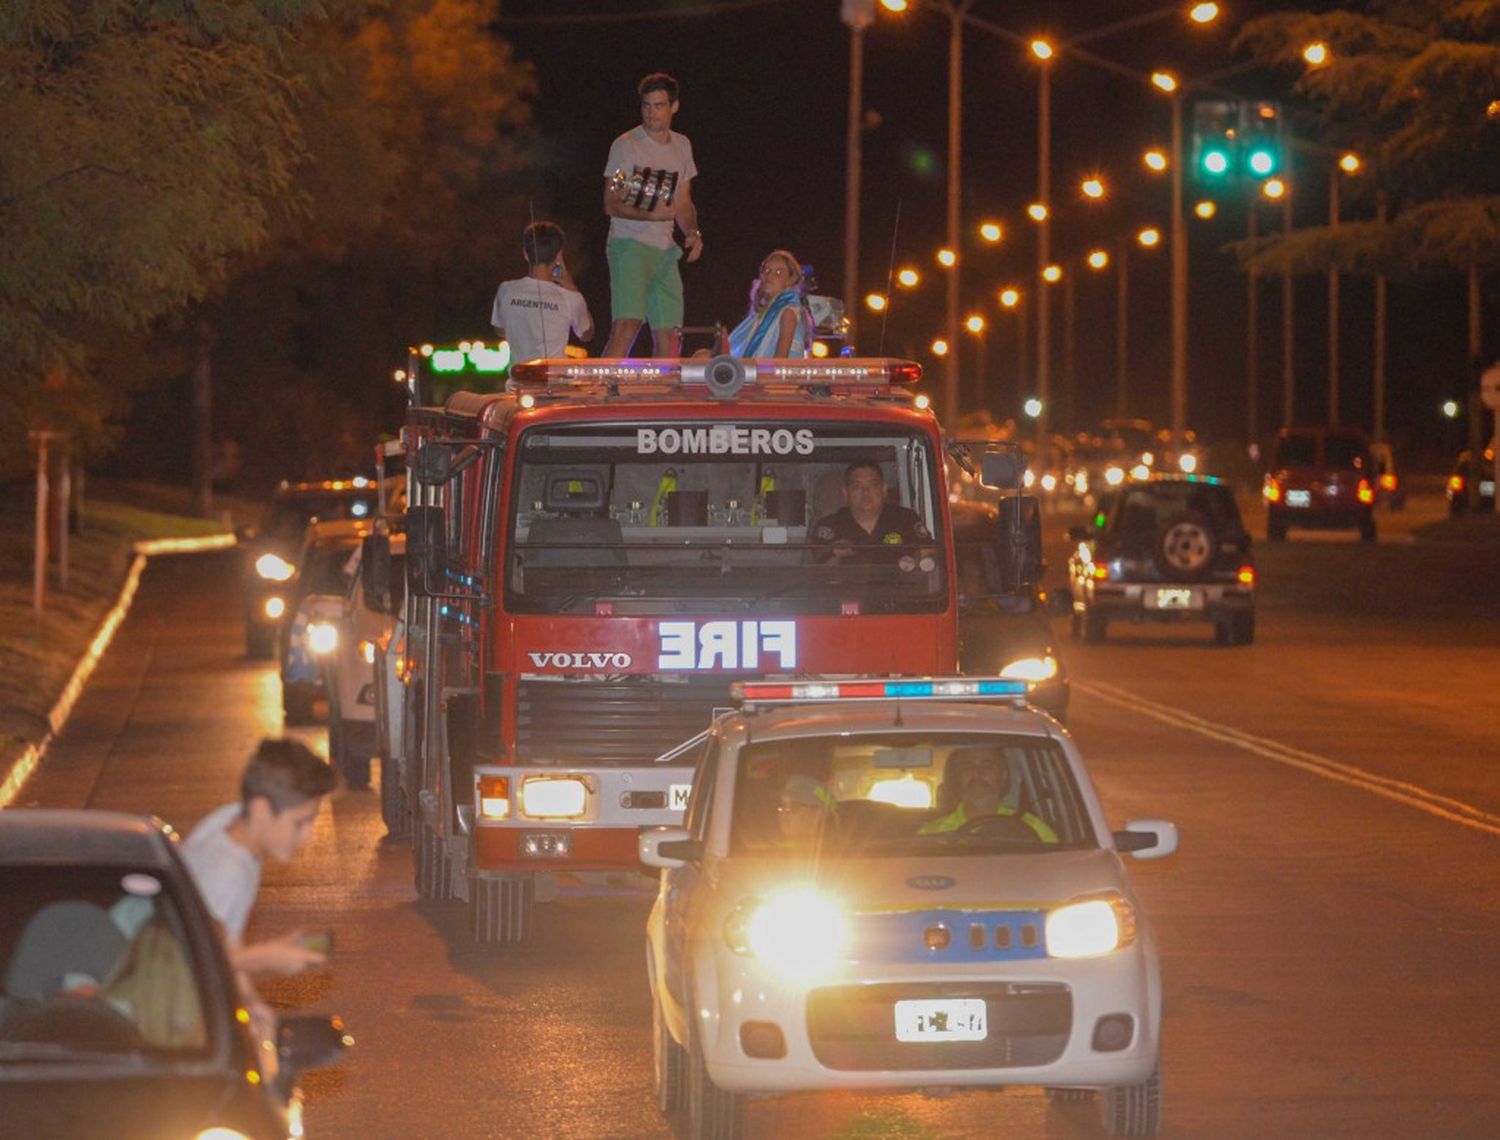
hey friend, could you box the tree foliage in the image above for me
[1235,1,1500,277]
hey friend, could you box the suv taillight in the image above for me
[1356,478,1374,506]
[1262,477,1282,504]
[1448,474,1465,495]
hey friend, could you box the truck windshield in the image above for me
[503,421,947,616]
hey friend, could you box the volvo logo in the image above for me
[906,875,957,891]
[526,651,633,670]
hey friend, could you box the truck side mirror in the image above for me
[406,505,446,597]
[980,450,1025,491]
[994,494,1043,589]
[360,533,393,613]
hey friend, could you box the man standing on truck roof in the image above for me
[491,221,594,365]
[601,72,703,359]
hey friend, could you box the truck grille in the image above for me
[514,677,736,765]
[805,982,1071,1071]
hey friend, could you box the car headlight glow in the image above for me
[1130,463,1151,481]
[519,776,589,819]
[725,888,848,981]
[195,1130,254,1140]
[359,639,376,665]
[1178,452,1198,473]
[263,596,286,620]
[1104,465,1126,486]
[1046,895,1137,959]
[255,553,295,582]
[307,621,339,655]
[1000,655,1059,683]
[867,773,934,809]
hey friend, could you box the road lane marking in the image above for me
[1076,680,1500,837]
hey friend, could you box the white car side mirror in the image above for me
[1114,819,1178,860]
[639,826,697,869]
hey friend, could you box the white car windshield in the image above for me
[729,733,1095,858]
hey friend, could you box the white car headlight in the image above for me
[1178,452,1198,473]
[307,621,339,655]
[520,776,589,820]
[1104,465,1126,486]
[255,553,295,582]
[1046,895,1137,959]
[725,888,847,981]
[1000,655,1059,683]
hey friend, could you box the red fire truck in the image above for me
[368,354,1037,943]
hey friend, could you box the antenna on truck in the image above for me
[877,199,902,358]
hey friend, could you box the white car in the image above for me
[640,678,1177,1139]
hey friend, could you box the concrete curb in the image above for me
[0,532,237,810]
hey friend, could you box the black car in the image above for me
[0,810,348,1139]
[243,479,381,658]
[1446,446,1496,516]
[1065,475,1256,646]
[951,501,1070,720]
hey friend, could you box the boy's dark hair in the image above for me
[638,72,679,103]
[522,221,565,267]
[241,738,337,814]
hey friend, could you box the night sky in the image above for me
[494,0,1476,452]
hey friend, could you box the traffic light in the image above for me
[1191,100,1238,180]
[1240,101,1283,179]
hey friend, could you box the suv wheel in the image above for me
[1158,513,1216,580]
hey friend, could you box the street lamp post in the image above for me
[1328,163,1341,426]
[842,0,872,347]
[1281,179,1295,427]
[1246,195,1259,449]
[1116,236,1130,419]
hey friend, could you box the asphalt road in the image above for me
[13,490,1500,1139]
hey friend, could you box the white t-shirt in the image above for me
[604,127,697,250]
[181,802,261,944]
[491,277,592,365]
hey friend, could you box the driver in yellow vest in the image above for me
[919,744,1058,842]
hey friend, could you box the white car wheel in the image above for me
[1101,1064,1161,1137]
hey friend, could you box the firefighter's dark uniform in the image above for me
[810,505,931,565]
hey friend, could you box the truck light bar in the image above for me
[731,677,1029,706]
[508,357,921,391]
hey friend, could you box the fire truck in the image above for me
[364,353,1039,944]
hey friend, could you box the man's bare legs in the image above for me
[603,319,680,358]
[652,326,681,357]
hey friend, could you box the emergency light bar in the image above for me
[732,677,1029,707]
[508,357,922,392]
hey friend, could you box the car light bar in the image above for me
[507,357,921,390]
[731,677,1028,706]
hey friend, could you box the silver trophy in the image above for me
[609,166,678,211]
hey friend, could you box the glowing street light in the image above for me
[1262,177,1287,200]
[879,0,908,10]
[896,267,920,288]
[998,287,1021,308]
[1087,249,1110,270]
[936,248,957,268]
[1151,70,1179,93]
[979,221,1004,243]
[1339,152,1362,174]
[1023,397,1043,418]
[1143,148,1168,172]
[1194,200,1217,219]
[965,314,986,334]
[1030,38,1054,61]
[811,341,830,357]
[1042,264,1063,283]
[865,292,889,312]
[1442,399,1460,419]
[1302,41,1329,66]
[1081,177,1106,199]
[931,338,950,356]
[1027,203,1048,222]
[1138,226,1161,247]
[1189,2,1219,22]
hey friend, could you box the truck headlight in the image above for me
[255,553,295,582]
[307,621,339,655]
[724,888,847,981]
[1046,895,1137,959]
[1000,655,1059,683]
[520,776,589,820]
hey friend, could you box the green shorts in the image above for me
[607,238,684,330]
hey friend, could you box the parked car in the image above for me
[280,519,372,725]
[641,677,1177,1138]
[242,478,381,658]
[324,533,406,791]
[0,809,349,1139]
[1262,426,1376,542]
[1446,446,1496,516]
[951,501,1069,720]
[1065,475,1255,646]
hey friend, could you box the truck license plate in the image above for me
[1154,587,1199,609]
[894,998,988,1043]
[668,784,692,811]
[1285,489,1311,507]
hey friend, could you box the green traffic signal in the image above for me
[1201,149,1230,176]
[1247,148,1277,176]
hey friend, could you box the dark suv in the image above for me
[1263,426,1376,541]
[1065,475,1256,646]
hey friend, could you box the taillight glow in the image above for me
[1262,478,1282,504]
[1447,474,1464,495]
[1091,563,1110,581]
[1237,565,1255,586]
[1357,479,1374,505]
[1379,474,1397,492]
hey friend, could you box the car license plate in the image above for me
[1285,489,1312,508]
[1153,587,1200,609]
[668,783,692,811]
[894,998,988,1043]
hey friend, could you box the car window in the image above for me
[1323,436,1366,468]
[300,543,358,595]
[1275,435,1317,466]
[729,732,1095,857]
[0,866,210,1055]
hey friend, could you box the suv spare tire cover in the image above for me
[1158,513,1216,580]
